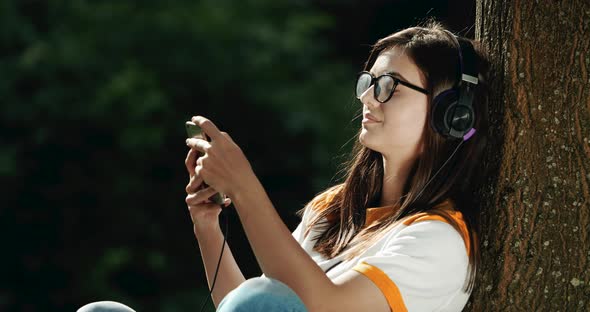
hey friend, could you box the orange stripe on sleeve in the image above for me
[352,261,408,312]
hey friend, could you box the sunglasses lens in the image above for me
[376,76,395,102]
[355,73,372,98]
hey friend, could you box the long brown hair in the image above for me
[297,20,490,292]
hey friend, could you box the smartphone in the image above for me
[185,121,226,206]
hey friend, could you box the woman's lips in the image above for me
[362,114,381,123]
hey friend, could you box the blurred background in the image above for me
[1,0,474,311]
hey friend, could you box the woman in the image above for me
[78,21,489,312]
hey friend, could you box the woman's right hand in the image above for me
[184,147,231,233]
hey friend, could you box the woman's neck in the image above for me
[379,151,418,208]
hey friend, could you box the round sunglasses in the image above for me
[355,71,429,103]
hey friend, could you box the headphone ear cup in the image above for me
[430,88,458,137]
[449,104,475,132]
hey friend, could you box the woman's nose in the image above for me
[359,85,381,109]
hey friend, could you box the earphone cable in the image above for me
[199,205,229,312]
[414,138,465,201]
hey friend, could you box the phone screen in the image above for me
[185,121,206,140]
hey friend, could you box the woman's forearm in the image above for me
[231,177,335,312]
[184,116,332,310]
[195,223,246,309]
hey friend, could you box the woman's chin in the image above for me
[359,132,375,149]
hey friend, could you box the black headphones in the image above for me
[430,31,479,141]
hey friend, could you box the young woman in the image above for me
[78,21,489,312]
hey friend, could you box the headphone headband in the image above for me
[430,30,479,141]
[443,30,478,87]
[457,38,479,85]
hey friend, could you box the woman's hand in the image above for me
[185,146,232,232]
[185,116,256,200]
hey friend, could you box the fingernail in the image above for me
[185,139,190,145]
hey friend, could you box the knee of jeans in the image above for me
[77,301,136,312]
[240,276,298,298]
[218,276,307,311]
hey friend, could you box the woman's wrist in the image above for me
[193,221,221,238]
[230,173,262,209]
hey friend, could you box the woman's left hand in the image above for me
[185,115,256,199]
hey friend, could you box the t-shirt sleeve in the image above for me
[291,220,305,244]
[351,220,469,312]
[291,203,317,245]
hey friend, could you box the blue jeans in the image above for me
[77,301,136,312]
[76,276,307,312]
[217,276,308,311]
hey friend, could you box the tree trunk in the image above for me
[468,1,590,311]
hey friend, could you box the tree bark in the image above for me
[468,1,590,311]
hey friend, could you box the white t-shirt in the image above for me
[266,185,473,312]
